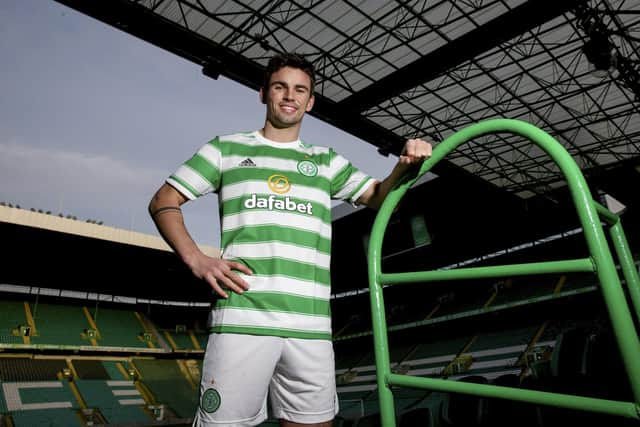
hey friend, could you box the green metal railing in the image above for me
[367,118,640,426]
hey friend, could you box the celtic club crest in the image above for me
[201,388,221,413]
[297,159,318,177]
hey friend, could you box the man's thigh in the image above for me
[270,338,338,424]
[193,333,283,427]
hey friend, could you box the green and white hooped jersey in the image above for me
[167,131,375,340]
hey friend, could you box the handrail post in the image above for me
[368,172,411,427]
[368,266,396,427]
[609,220,640,323]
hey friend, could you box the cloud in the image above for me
[0,139,221,246]
[0,140,158,190]
[0,140,159,221]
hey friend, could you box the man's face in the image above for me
[260,66,315,129]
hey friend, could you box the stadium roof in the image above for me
[0,204,218,256]
[54,0,640,202]
[0,204,219,303]
[7,0,638,302]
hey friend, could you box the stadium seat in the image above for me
[133,359,198,418]
[0,358,67,382]
[399,407,432,427]
[334,415,355,427]
[583,328,633,401]
[550,327,591,378]
[484,373,538,427]
[440,375,488,426]
[72,359,110,380]
[354,412,382,426]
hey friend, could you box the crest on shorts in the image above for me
[201,388,221,413]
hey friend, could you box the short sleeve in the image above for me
[329,149,376,205]
[166,137,222,200]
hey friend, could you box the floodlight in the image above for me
[202,59,222,80]
[582,31,616,78]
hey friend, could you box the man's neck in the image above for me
[261,123,301,143]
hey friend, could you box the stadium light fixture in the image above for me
[202,59,222,80]
[582,30,617,78]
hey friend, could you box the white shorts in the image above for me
[192,333,338,427]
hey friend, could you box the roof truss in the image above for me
[55,0,640,200]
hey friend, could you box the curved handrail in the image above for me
[367,118,640,426]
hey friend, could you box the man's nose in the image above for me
[283,88,294,100]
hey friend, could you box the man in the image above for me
[148,52,431,427]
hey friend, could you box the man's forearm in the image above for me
[150,207,203,266]
[148,186,204,267]
[359,163,412,210]
[148,189,251,298]
[357,138,432,210]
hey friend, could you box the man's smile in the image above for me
[280,104,297,113]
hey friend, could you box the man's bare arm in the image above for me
[357,138,432,210]
[148,183,252,298]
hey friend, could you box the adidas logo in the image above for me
[239,158,256,167]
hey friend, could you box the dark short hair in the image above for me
[263,52,315,93]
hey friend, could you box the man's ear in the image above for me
[259,88,266,104]
[305,94,315,112]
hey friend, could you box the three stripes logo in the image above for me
[239,158,256,167]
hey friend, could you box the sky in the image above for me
[0,0,400,248]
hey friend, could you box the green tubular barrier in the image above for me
[593,201,640,323]
[367,118,640,426]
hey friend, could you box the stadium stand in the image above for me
[0,300,28,345]
[1,144,638,427]
[74,379,150,424]
[133,358,198,419]
[398,407,433,427]
[0,253,635,427]
[194,333,208,351]
[3,382,82,427]
[0,358,68,382]
[100,360,130,381]
[73,359,110,380]
[161,327,200,352]
[11,407,83,427]
[483,373,535,427]
[354,412,383,426]
[0,277,634,426]
[92,307,156,349]
[28,302,89,347]
[440,375,489,426]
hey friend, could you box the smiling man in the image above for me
[148,52,432,427]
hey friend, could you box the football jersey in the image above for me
[167,131,375,340]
